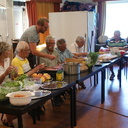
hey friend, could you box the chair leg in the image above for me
[90,77,92,86]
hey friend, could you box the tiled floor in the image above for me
[1,66,128,128]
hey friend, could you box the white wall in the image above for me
[0,0,14,45]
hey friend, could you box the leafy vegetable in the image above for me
[15,74,28,81]
[87,52,98,67]
[2,81,21,87]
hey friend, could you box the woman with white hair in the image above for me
[12,41,44,76]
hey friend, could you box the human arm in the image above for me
[73,52,88,57]
[29,43,56,60]
[26,64,45,77]
[0,66,17,84]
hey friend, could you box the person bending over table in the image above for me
[107,30,127,80]
[0,41,18,127]
[20,17,56,69]
[70,36,88,57]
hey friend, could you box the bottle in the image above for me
[56,70,64,81]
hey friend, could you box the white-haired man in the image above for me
[70,36,88,57]
[12,41,44,76]
[39,35,60,67]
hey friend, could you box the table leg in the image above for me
[73,85,76,126]
[17,116,23,128]
[119,60,121,88]
[70,85,76,128]
[101,69,105,104]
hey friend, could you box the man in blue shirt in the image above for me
[55,38,75,63]
[56,38,86,89]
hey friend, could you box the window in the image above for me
[13,6,28,39]
[105,1,128,39]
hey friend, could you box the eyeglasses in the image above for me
[47,43,55,45]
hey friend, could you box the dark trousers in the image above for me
[27,53,36,69]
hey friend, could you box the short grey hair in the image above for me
[46,35,55,44]
[114,30,120,35]
[76,36,85,42]
[16,41,29,52]
[0,42,10,56]
[57,38,66,46]
[37,17,49,26]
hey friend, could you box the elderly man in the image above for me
[39,35,60,68]
[107,30,127,80]
[20,17,55,69]
[56,38,75,63]
[12,41,44,76]
[70,36,88,57]
[56,38,86,89]
[11,41,45,116]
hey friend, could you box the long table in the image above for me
[0,57,123,128]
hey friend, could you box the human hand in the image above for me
[82,52,88,56]
[48,55,56,60]
[5,66,18,77]
[34,64,46,72]
[37,64,46,70]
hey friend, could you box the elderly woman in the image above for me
[0,41,17,127]
[0,41,17,84]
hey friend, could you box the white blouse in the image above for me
[0,58,10,83]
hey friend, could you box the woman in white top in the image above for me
[0,42,17,84]
[0,41,17,127]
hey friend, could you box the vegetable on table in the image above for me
[86,52,99,67]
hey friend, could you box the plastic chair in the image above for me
[98,35,108,45]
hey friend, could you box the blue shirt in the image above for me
[55,48,74,63]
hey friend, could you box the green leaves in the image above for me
[15,74,28,81]
[87,52,98,67]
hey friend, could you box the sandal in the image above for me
[110,74,115,80]
[2,119,14,128]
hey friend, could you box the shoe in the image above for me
[59,96,64,103]
[53,97,61,106]
[110,74,115,80]
[78,82,86,89]
[53,100,61,106]
[2,119,14,128]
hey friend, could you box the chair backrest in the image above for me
[98,35,108,44]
